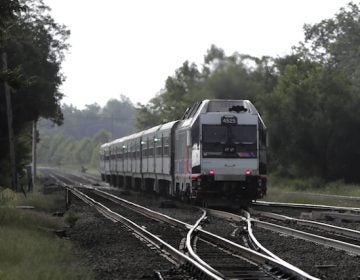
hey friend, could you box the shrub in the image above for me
[64,210,79,227]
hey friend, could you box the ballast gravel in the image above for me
[66,201,175,280]
[60,175,360,280]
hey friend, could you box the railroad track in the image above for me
[207,207,360,256]
[253,200,360,216]
[251,210,360,247]
[46,169,318,280]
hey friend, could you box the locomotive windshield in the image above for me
[202,124,257,158]
[202,125,227,143]
[230,125,256,144]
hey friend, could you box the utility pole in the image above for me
[32,120,37,190]
[2,51,17,190]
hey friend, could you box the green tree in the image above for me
[92,129,111,146]
[0,0,69,185]
[136,45,275,130]
[136,61,202,129]
[303,2,360,76]
[73,137,94,165]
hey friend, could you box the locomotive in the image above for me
[100,99,267,206]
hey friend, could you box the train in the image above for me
[100,99,267,206]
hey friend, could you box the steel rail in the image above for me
[93,189,319,280]
[241,210,291,262]
[252,210,360,241]
[66,185,224,280]
[254,200,360,214]
[251,218,360,256]
[205,208,319,280]
[185,210,225,278]
[207,206,360,257]
[48,174,223,280]
[49,174,318,280]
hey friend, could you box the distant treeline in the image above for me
[37,96,135,168]
[39,95,135,140]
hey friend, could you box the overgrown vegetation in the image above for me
[0,187,92,280]
[64,210,79,228]
[265,176,360,207]
[136,2,360,184]
[0,0,69,187]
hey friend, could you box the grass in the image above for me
[17,190,66,212]
[263,175,360,207]
[0,188,92,280]
[0,226,90,280]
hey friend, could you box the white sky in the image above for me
[44,0,351,109]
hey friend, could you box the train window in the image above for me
[163,136,170,156]
[163,146,169,156]
[202,125,227,144]
[156,146,162,156]
[149,147,154,157]
[149,139,153,147]
[230,125,257,144]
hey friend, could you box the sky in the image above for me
[43,0,351,109]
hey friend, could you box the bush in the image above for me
[0,188,17,207]
[64,210,79,227]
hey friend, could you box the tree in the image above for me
[135,45,275,129]
[0,0,70,186]
[135,60,202,130]
[73,137,93,165]
[301,2,360,89]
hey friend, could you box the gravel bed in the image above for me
[251,205,360,231]
[252,215,360,246]
[66,199,178,280]
[83,191,188,249]
[47,170,360,280]
[89,186,360,279]
[202,213,360,280]
[104,188,203,225]
[253,226,360,280]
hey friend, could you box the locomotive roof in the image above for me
[203,99,258,114]
[158,120,178,131]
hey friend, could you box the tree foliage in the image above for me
[136,46,274,129]
[37,128,112,169]
[0,0,69,186]
[39,95,135,139]
[135,2,360,183]
[37,97,133,169]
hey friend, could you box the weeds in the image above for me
[0,188,91,280]
[64,210,79,227]
[265,175,360,207]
